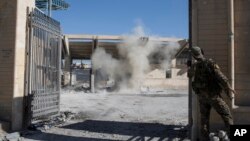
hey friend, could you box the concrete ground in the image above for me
[22,89,190,141]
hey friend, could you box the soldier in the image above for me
[188,46,236,141]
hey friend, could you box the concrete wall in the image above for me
[192,0,230,140]
[0,0,17,125]
[192,0,250,140]
[171,68,187,79]
[143,79,188,90]
[0,0,35,131]
[144,68,188,89]
[234,0,250,106]
[233,0,250,124]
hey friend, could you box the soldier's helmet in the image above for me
[190,46,204,59]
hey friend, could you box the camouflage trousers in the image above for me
[198,93,233,141]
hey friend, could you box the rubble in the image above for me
[62,84,90,93]
[210,136,220,141]
[1,132,21,141]
[209,130,230,141]
[218,130,227,139]
[22,91,189,140]
[28,111,76,131]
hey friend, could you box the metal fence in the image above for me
[26,8,61,122]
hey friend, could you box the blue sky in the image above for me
[53,0,188,38]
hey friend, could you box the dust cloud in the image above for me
[91,26,180,92]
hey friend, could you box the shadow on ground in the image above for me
[24,120,189,141]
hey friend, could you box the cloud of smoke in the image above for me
[91,26,180,92]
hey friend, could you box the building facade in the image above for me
[192,0,250,140]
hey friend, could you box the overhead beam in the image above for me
[66,34,186,59]
[66,34,183,42]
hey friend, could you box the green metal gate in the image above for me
[26,8,61,123]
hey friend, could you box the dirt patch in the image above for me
[22,90,190,141]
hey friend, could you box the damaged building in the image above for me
[61,35,189,91]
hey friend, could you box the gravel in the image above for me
[22,89,190,141]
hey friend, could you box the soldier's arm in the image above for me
[211,61,236,98]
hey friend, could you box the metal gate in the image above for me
[26,8,61,123]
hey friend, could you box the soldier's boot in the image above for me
[211,97,233,135]
[223,115,233,136]
[200,121,210,141]
[199,98,211,141]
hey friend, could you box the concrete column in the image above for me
[91,74,95,93]
[91,37,98,93]
[64,55,71,85]
[0,0,35,131]
[63,36,72,86]
[70,59,73,86]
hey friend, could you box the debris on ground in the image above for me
[22,91,190,141]
[1,132,21,141]
[209,130,230,141]
[27,111,76,131]
[0,137,4,141]
[62,83,91,93]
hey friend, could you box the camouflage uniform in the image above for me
[189,47,234,141]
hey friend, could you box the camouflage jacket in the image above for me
[189,58,232,98]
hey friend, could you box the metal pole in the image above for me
[70,59,73,85]
[28,13,34,96]
[48,0,52,17]
[28,10,35,124]
[58,34,62,113]
[228,0,235,108]
[188,0,193,139]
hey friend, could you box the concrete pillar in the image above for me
[64,55,71,85]
[70,59,73,86]
[91,74,95,93]
[91,37,98,93]
[0,0,35,131]
[62,36,71,86]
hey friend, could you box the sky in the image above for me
[52,0,188,38]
